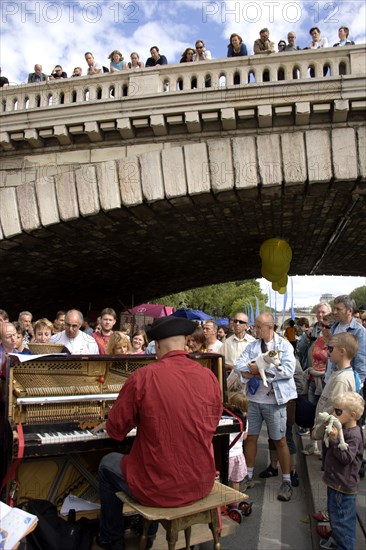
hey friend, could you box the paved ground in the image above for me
[93,426,366,550]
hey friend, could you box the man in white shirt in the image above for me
[84,52,102,75]
[193,40,212,61]
[50,309,99,354]
[222,312,255,371]
[203,321,223,353]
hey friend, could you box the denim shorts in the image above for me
[247,402,287,440]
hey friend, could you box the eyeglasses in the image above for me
[321,323,332,329]
[334,408,343,417]
[327,346,334,353]
[233,320,247,325]
[196,46,204,49]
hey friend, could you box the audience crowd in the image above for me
[0,26,356,88]
[0,296,365,526]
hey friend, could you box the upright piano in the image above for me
[0,353,240,508]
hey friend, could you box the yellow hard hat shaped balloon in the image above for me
[260,238,292,270]
[260,238,292,292]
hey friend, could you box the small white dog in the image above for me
[318,411,349,451]
[252,350,282,387]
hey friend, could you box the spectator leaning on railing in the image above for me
[333,26,355,47]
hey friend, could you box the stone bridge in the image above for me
[0,46,365,317]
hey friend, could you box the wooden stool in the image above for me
[116,481,248,550]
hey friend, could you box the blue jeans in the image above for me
[327,486,357,550]
[307,380,320,405]
[99,452,158,545]
[99,452,131,544]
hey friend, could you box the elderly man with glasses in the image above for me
[222,312,254,371]
[324,295,366,385]
[50,309,99,354]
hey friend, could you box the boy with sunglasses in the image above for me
[317,392,364,549]
[312,332,359,441]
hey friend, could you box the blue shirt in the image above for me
[227,43,248,57]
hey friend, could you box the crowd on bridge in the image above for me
[0,25,356,88]
[0,295,365,550]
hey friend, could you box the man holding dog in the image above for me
[235,313,297,501]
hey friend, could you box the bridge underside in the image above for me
[1,47,366,318]
[1,178,365,319]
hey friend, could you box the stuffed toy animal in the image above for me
[318,411,349,451]
[252,350,282,387]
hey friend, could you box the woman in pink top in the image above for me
[129,329,148,354]
[305,313,334,405]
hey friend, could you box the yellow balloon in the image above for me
[260,238,292,268]
[261,266,288,283]
[278,286,287,294]
[277,274,288,287]
[272,281,281,291]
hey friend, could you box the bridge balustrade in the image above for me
[0,46,364,114]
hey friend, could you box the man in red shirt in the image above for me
[92,308,117,354]
[94,316,222,549]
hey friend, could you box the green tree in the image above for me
[350,286,366,308]
[154,280,268,318]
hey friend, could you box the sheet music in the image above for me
[9,353,67,362]
[0,501,38,549]
[60,495,101,516]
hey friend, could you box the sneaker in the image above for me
[277,481,293,501]
[242,475,255,490]
[297,428,310,436]
[319,536,337,549]
[316,525,332,539]
[302,444,315,455]
[290,470,299,487]
[259,464,279,478]
[312,510,329,522]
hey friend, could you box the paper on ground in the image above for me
[60,495,101,516]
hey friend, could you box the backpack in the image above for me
[17,499,93,550]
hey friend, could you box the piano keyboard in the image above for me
[21,417,235,448]
[33,428,136,445]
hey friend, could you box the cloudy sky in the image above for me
[1,1,365,309]
[258,275,366,309]
[1,0,365,83]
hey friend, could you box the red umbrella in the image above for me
[123,304,174,318]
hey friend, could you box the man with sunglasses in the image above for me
[193,40,212,61]
[324,295,366,385]
[235,313,297,501]
[222,313,254,371]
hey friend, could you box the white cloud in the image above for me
[259,275,366,309]
[1,0,364,84]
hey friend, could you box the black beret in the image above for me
[145,317,196,342]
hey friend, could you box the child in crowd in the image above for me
[317,392,364,550]
[226,391,250,495]
[311,333,358,437]
[106,332,131,355]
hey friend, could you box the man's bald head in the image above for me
[0,322,17,352]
